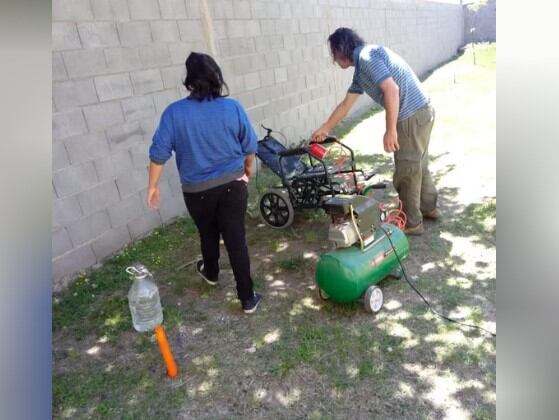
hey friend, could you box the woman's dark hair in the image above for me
[183,52,229,101]
[328,27,365,61]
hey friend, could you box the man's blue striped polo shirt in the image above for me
[348,45,429,121]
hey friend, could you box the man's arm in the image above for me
[311,92,360,142]
[378,77,400,152]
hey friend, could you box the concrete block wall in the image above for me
[52,0,464,290]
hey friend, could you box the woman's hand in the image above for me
[147,186,160,209]
[243,153,255,177]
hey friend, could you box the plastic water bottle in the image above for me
[126,264,163,332]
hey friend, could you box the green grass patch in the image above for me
[440,344,486,368]
[265,320,401,392]
[53,365,184,419]
[162,306,184,329]
[252,274,266,290]
[299,208,329,223]
[446,199,496,244]
[308,411,335,420]
[165,271,190,295]
[303,229,320,243]
[277,255,309,271]
[321,300,361,317]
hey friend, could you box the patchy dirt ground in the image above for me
[53,44,496,420]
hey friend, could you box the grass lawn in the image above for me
[53,43,496,419]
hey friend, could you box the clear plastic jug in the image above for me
[126,264,163,332]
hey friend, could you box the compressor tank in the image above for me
[315,224,409,303]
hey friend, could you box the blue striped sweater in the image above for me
[348,45,429,121]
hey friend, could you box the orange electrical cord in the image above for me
[154,324,178,378]
[380,198,407,230]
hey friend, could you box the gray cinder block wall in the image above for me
[52,0,464,290]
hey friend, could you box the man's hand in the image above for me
[311,126,329,143]
[383,129,399,153]
[147,186,160,209]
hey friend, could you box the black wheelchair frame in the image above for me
[255,125,377,228]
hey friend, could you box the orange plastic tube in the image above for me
[154,324,178,377]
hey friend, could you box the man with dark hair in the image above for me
[312,27,440,235]
[148,52,262,313]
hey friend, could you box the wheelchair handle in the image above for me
[261,124,273,137]
[310,135,338,144]
[278,147,308,157]
[321,136,339,144]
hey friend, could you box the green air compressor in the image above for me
[315,195,409,313]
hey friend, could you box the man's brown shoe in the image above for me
[422,208,441,220]
[404,222,424,236]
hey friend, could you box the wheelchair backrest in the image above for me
[256,136,308,179]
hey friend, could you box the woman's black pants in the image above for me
[183,180,253,301]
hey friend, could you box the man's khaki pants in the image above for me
[394,103,438,227]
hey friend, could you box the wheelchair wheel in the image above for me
[259,189,294,229]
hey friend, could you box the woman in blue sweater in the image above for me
[147,52,262,314]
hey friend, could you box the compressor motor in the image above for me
[322,195,381,249]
